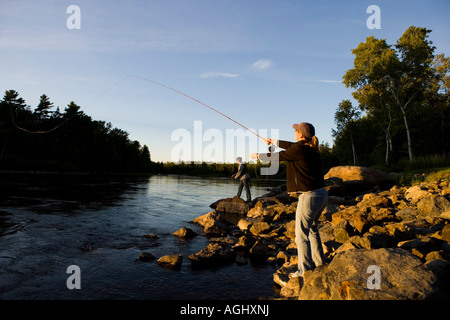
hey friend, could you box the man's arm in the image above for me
[252,143,302,162]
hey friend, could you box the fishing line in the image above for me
[7,76,129,135]
[128,74,272,145]
[8,74,276,151]
[8,105,74,134]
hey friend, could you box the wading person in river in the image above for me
[250,122,328,281]
[232,157,252,202]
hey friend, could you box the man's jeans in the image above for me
[237,178,251,202]
[295,188,328,275]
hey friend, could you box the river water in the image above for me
[0,174,282,300]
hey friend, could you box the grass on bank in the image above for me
[395,167,450,186]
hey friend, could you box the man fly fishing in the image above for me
[232,157,252,202]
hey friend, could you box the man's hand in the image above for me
[250,153,258,160]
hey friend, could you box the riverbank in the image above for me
[186,166,450,299]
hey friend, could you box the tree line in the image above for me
[0,90,152,173]
[332,26,449,171]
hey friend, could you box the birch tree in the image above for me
[334,100,360,165]
[343,26,436,161]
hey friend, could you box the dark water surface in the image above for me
[0,174,281,300]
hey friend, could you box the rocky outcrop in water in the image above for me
[157,254,183,269]
[189,166,450,300]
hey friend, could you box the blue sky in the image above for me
[1,0,449,162]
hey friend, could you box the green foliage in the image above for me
[334,25,450,171]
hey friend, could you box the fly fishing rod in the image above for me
[129,75,275,148]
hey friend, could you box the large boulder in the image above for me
[325,166,395,194]
[298,248,441,300]
[214,196,252,216]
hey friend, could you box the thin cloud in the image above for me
[200,72,239,79]
[317,80,341,83]
[252,59,273,70]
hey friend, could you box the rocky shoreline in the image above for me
[140,166,450,300]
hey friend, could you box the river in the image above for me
[0,173,282,300]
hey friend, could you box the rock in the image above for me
[249,221,272,236]
[425,250,449,262]
[235,253,248,266]
[249,239,272,257]
[363,231,395,249]
[405,185,430,204]
[215,196,252,215]
[283,220,296,240]
[276,251,290,265]
[440,211,450,220]
[247,198,293,222]
[424,259,450,298]
[325,166,394,193]
[173,227,197,239]
[331,206,359,227]
[318,222,335,244]
[347,235,373,250]
[334,226,350,244]
[188,243,235,268]
[138,252,156,262]
[333,220,353,243]
[439,224,450,242]
[299,248,440,300]
[367,207,396,224]
[157,254,183,269]
[353,213,370,234]
[234,235,256,250]
[143,234,159,239]
[237,219,252,231]
[395,207,418,221]
[280,277,303,298]
[357,193,393,208]
[324,177,346,197]
[384,219,432,242]
[192,210,218,226]
[397,237,441,260]
[193,173,450,300]
[192,211,228,237]
[209,236,237,246]
[248,198,277,216]
[417,194,450,217]
[273,263,297,288]
[442,186,450,196]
